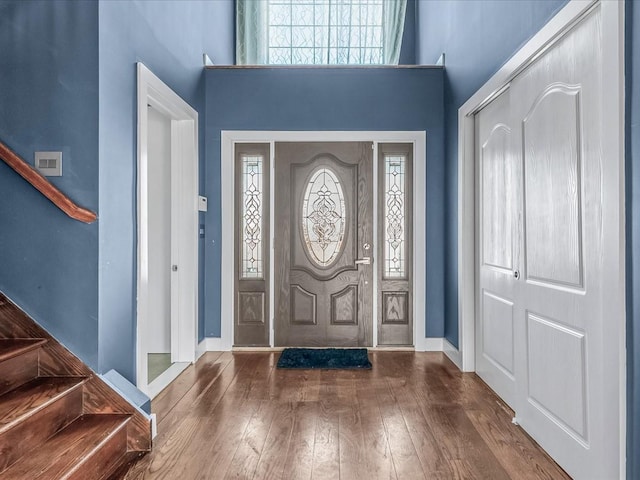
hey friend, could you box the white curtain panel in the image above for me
[382,0,407,64]
[236,0,407,65]
[236,0,269,64]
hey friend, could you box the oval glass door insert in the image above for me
[302,167,346,267]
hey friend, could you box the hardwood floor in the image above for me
[115,351,570,480]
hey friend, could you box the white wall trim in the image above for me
[372,142,380,349]
[196,338,208,361]
[221,131,426,350]
[150,413,158,439]
[146,362,190,399]
[136,63,199,395]
[198,337,230,353]
[456,0,625,475]
[600,1,627,475]
[443,339,462,370]
[197,340,446,353]
[422,338,444,352]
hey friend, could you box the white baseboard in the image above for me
[232,346,284,352]
[150,413,158,439]
[425,337,444,351]
[443,339,463,370]
[146,361,190,399]
[197,337,446,353]
[197,336,232,354]
[196,339,208,360]
[415,337,444,352]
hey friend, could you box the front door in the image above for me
[274,142,373,347]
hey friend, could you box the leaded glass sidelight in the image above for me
[302,167,346,267]
[384,155,406,277]
[241,155,264,278]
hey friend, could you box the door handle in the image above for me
[355,257,371,265]
[514,270,520,279]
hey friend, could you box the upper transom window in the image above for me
[236,0,407,65]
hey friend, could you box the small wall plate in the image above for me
[198,195,208,212]
[35,151,62,177]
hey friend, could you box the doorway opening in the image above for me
[136,63,199,398]
[146,104,174,384]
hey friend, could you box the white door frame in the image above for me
[220,131,429,351]
[136,63,199,397]
[455,0,626,474]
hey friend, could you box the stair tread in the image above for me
[0,376,86,432]
[0,338,46,362]
[0,414,130,479]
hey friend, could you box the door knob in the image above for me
[355,257,371,265]
[514,270,520,279]
[172,265,178,272]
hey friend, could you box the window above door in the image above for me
[236,0,407,65]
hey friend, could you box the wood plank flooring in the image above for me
[116,352,570,480]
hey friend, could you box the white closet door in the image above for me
[475,88,518,409]
[511,6,615,479]
[475,5,618,478]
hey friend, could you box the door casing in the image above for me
[220,131,427,350]
[136,63,199,398]
[455,0,625,476]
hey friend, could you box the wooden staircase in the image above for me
[0,294,150,479]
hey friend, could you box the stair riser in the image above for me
[84,376,153,452]
[66,423,128,480]
[0,349,38,396]
[0,294,151,455]
[0,293,149,477]
[0,386,82,472]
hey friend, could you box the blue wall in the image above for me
[204,67,445,339]
[97,0,234,381]
[399,0,417,65]
[626,0,640,477]
[0,0,235,381]
[0,0,100,368]
[416,0,567,346]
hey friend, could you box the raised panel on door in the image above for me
[523,86,583,289]
[526,313,587,443]
[475,87,518,409]
[275,142,373,347]
[482,291,515,379]
[512,6,613,478]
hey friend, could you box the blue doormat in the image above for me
[276,348,372,369]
